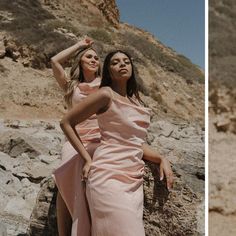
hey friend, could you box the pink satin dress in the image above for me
[53,77,101,236]
[86,90,150,236]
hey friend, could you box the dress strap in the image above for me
[129,96,141,106]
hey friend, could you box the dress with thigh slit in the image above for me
[53,77,101,236]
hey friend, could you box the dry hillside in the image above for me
[0,0,204,121]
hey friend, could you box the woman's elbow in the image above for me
[60,116,76,131]
[50,57,57,66]
[60,117,68,131]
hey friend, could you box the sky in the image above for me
[116,0,205,69]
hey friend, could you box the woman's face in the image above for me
[109,52,132,82]
[80,49,100,74]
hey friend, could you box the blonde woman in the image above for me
[51,37,101,236]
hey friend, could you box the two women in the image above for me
[59,49,174,235]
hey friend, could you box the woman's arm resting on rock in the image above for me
[142,143,174,190]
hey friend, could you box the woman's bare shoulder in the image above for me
[98,86,113,99]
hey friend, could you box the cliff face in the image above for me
[88,0,120,26]
[43,0,120,27]
[0,0,204,235]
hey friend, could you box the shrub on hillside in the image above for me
[121,32,204,84]
[88,29,112,44]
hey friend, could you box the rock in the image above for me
[151,92,163,103]
[0,120,64,235]
[21,178,31,188]
[162,82,169,90]
[38,155,58,164]
[0,222,7,236]
[25,163,53,182]
[94,0,120,27]
[143,163,202,236]
[0,50,5,59]
[209,88,218,110]
[0,152,13,171]
[27,177,58,236]
[214,115,230,132]
[25,117,205,236]
[57,27,68,34]
[44,123,55,130]
[186,94,194,103]
[0,131,48,158]
[229,115,236,134]
[5,40,21,61]
[150,121,175,138]
[22,59,30,67]
[0,168,22,210]
[0,39,6,59]
[66,32,77,39]
[4,197,32,219]
[12,51,21,61]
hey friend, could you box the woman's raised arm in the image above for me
[51,37,94,91]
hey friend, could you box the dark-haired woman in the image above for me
[60,50,174,235]
[51,37,101,236]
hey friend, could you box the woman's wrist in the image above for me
[83,154,92,164]
[75,40,88,50]
[86,159,92,164]
[76,42,84,49]
[159,155,165,162]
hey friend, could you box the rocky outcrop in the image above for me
[143,118,204,235]
[27,177,58,236]
[0,120,62,236]
[0,117,204,236]
[88,0,120,27]
[209,86,236,134]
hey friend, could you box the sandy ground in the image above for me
[209,213,236,236]
[209,118,236,235]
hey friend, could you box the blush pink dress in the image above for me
[86,90,150,236]
[53,77,101,236]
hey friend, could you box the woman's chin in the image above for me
[85,68,98,74]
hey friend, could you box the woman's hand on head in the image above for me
[159,158,174,191]
[77,36,94,48]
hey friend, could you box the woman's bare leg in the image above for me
[56,192,72,236]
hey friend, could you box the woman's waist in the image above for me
[63,134,100,144]
[88,165,145,183]
[75,124,100,136]
[90,161,145,170]
[99,137,144,149]
[75,118,99,129]
[92,144,144,164]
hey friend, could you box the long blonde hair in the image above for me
[64,47,101,107]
